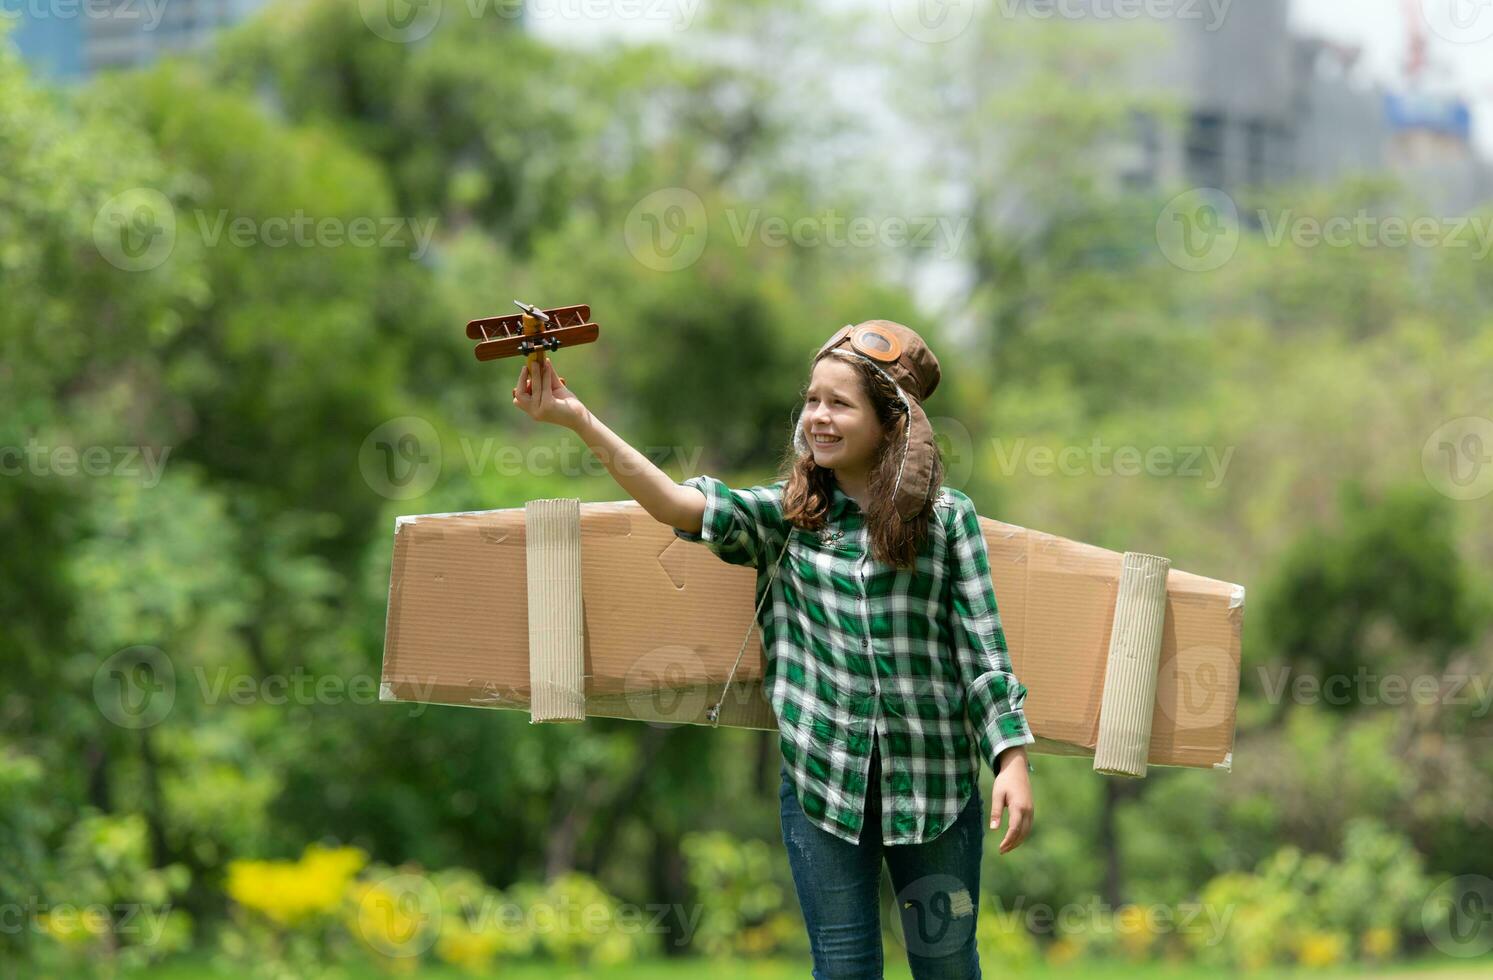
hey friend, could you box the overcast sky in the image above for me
[1293,0,1493,156]
[525,0,1493,156]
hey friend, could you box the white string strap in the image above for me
[705,529,795,726]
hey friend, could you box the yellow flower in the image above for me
[435,925,502,973]
[1360,925,1397,960]
[1046,937,1080,966]
[1114,903,1155,959]
[1294,929,1348,968]
[225,843,368,926]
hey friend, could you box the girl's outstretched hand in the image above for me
[512,358,587,430]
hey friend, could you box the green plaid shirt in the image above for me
[673,475,1034,845]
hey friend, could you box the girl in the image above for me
[512,319,1035,979]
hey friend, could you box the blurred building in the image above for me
[8,0,266,80]
[1089,0,1493,212]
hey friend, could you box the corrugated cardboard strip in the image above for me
[524,499,585,723]
[380,499,1244,771]
[1092,552,1172,777]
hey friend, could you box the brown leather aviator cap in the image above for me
[794,319,943,522]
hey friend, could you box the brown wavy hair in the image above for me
[775,350,944,570]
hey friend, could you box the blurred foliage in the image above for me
[680,831,805,958]
[2,0,1492,975]
[31,810,193,976]
[1184,819,1434,971]
[1260,479,1487,688]
[214,848,644,976]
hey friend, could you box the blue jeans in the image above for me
[778,742,985,980]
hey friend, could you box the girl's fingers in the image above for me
[510,359,569,410]
[516,362,535,404]
[1011,810,1031,851]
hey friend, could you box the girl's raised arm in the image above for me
[511,358,705,532]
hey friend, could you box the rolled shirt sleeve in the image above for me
[944,491,1036,775]
[671,475,789,571]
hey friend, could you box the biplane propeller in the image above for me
[466,301,599,366]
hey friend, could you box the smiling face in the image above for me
[801,356,885,479]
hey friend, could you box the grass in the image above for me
[129,949,1493,979]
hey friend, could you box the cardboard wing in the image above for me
[379,499,1243,771]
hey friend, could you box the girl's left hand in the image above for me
[990,747,1033,854]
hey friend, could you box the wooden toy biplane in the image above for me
[466,301,600,365]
